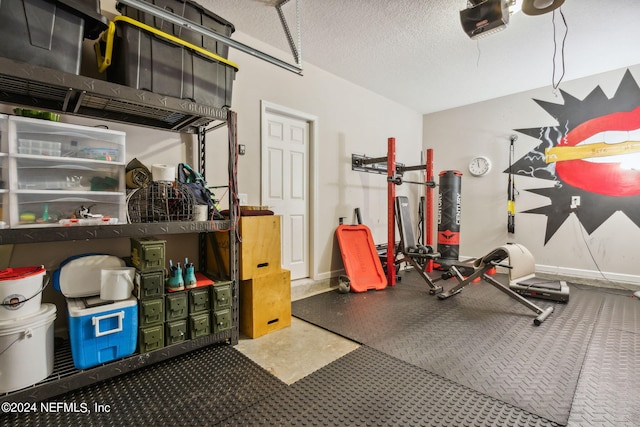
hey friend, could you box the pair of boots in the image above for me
[166,258,196,291]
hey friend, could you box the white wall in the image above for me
[423,65,640,287]
[206,32,424,280]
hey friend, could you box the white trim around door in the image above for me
[260,100,319,281]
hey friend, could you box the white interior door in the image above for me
[261,106,310,280]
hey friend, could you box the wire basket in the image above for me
[127,181,196,223]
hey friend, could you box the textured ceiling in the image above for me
[199,0,640,114]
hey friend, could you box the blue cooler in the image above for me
[67,295,138,370]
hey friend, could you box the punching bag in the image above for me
[437,170,462,262]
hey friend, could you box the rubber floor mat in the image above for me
[292,271,603,425]
[0,344,288,427]
[225,345,561,426]
[567,287,640,426]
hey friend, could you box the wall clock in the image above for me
[468,156,492,177]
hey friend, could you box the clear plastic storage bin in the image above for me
[9,116,125,162]
[4,115,126,228]
[11,192,125,228]
[13,157,123,192]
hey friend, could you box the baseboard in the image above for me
[314,269,344,281]
[315,262,640,294]
[451,254,640,290]
[536,264,640,289]
[291,277,336,301]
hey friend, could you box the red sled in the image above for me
[336,224,387,292]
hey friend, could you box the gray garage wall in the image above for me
[423,65,640,288]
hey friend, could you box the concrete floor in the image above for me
[235,280,357,385]
[235,317,359,384]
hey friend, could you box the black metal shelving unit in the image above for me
[0,58,239,404]
[0,57,227,133]
[0,220,233,245]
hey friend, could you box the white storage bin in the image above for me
[0,113,7,153]
[0,152,7,227]
[0,153,7,191]
[0,303,56,393]
[11,192,125,228]
[8,116,125,162]
[0,115,7,199]
[12,156,124,192]
[2,116,127,228]
[0,191,7,228]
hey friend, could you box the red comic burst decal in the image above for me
[505,70,640,244]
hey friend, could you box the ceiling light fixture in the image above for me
[521,0,565,16]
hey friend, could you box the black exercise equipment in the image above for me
[437,170,463,262]
[433,170,475,275]
[376,242,401,276]
[387,173,437,187]
[395,196,442,294]
[507,135,517,234]
[351,141,437,286]
[505,243,570,303]
[437,243,556,326]
[510,278,570,303]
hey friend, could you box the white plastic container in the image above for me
[0,266,46,320]
[53,254,125,298]
[0,303,56,393]
[6,115,126,228]
[9,116,126,163]
[100,267,135,301]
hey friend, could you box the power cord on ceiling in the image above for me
[551,8,568,93]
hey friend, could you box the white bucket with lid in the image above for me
[0,266,47,320]
[0,303,56,393]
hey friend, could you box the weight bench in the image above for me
[437,243,555,326]
[395,196,443,294]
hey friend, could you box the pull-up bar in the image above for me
[352,155,432,176]
[387,174,437,187]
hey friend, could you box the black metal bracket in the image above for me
[352,154,405,176]
[352,153,434,179]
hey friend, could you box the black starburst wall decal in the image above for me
[507,69,640,244]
